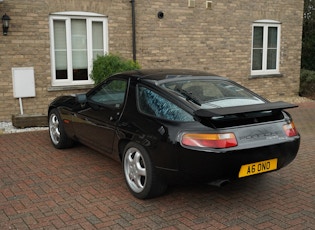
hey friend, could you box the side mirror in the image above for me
[76,94,87,104]
[76,93,100,110]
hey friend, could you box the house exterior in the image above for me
[0,0,304,121]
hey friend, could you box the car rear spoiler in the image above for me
[194,101,298,118]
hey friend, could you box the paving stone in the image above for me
[0,101,314,229]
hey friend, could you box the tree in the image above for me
[301,0,315,70]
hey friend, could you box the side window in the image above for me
[138,86,194,121]
[89,79,127,108]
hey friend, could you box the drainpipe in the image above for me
[130,0,136,62]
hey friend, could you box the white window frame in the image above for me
[251,20,281,76]
[49,12,108,86]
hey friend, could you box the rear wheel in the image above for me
[123,142,167,199]
[48,109,74,149]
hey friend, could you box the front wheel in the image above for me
[48,108,74,149]
[122,142,167,199]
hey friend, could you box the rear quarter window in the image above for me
[137,86,194,121]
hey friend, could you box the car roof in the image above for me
[117,69,226,82]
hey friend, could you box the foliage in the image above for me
[301,0,315,70]
[300,69,315,99]
[90,53,141,85]
[300,1,315,99]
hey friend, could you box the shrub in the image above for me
[90,53,141,85]
[300,69,315,99]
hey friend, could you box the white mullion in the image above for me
[66,18,73,82]
[49,17,57,85]
[276,25,281,71]
[103,18,108,54]
[262,25,268,71]
[251,24,256,72]
[87,18,93,81]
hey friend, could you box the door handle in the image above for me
[110,112,120,121]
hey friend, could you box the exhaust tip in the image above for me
[208,179,230,187]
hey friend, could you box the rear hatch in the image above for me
[192,101,299,149]
[194,101,297,129]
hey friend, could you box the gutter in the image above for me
[130,0,136,61]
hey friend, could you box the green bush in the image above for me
[90,53,141,85]
[300,69,315,99]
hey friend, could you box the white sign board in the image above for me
[12,67,36,98]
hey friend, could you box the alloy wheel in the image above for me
[49,113,60,145]
[124,147,147,193]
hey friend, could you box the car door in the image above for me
[73,78,128,154]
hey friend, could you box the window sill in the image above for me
[249,73,283,79]
[48,84,94,92]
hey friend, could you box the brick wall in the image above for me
[0,0,304,121]
[135,0,304,97]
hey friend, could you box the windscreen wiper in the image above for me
[175,87,202,106]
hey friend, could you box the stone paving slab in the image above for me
[0,102,314,229]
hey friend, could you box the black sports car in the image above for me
[48,69,300,199]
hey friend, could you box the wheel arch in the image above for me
[118,139,130,161]
[117,138,157,163]
[48,106,57,122]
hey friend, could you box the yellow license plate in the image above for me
[238,158,278,178]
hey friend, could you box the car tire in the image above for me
[123,142,167,199]
[48,108,74,149]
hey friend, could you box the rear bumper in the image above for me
[156,137,300,183]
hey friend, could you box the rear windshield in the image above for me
[160,79,265,108]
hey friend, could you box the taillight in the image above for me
[283,122,299,137]
[181,133,238,149]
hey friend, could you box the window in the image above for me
[50,12,108,86]
[251,20,281,76]
[89,79,127,108]
[161,79,264,108]
[138,86,194,121]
